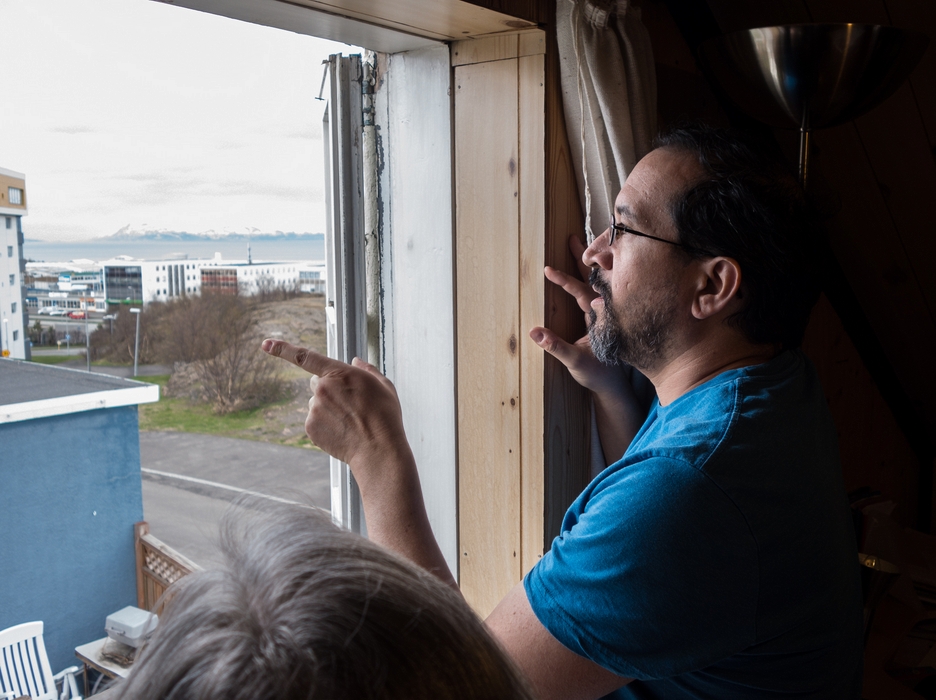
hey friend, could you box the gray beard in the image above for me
[588,272,674,371]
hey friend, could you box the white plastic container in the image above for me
[104,606,158,648]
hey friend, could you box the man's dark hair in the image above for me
[655,123,823,350]
[115,500,533,700]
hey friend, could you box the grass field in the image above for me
[28,355,74,365]
[137,374,315,448]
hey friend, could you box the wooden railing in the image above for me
[134,521,202,613]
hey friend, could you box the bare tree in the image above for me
[156,293,285,414]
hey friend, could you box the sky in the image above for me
[1,0,358,242]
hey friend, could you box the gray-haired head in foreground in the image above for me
[115,500,533,700]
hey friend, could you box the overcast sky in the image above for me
[1,0,357,242]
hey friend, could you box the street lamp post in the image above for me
[84,301,91,372]
[130,307,141,377]
[2,318,8,358]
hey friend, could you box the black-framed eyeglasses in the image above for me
[609,216,695,252]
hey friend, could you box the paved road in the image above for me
[140,431,330,567]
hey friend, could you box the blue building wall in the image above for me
[0,405,144,673]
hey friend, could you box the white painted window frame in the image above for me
[323,53,367,534]
[159,0,460,578]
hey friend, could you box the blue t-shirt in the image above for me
[524,351,863,698]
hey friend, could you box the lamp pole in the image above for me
[130,307,141,377]
[84,298,91,372]
[2,318,8,358]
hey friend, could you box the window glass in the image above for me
[8,188,22,205]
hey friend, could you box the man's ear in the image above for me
[691,256,742,320]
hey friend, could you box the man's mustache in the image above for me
[589,268,612,304]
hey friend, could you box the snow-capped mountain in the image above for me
[99,225,323,241]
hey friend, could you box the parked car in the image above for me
[67,311,86,319]
[36,307,52,315]
[48,308,68,316]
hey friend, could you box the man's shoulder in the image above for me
[630,350,829,469]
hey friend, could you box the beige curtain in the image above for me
[557,0,657,242]
[557,0,658,471]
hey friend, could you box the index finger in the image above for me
[544,265,596,314]
[261,339,344,376]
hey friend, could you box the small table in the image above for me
[75,637,133,694]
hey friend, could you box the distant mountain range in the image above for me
[96,226,325,242]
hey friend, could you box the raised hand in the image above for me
[529,235,646,465]
[529,236,629,395]
[260,340,412,481]
[262,338,455,585]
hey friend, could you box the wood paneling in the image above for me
[519,51,546,575]
[542,22,593,543]
[292,0,537,38]
[462,0,548,26]
[817,122,936,436]
[454,31,550,614]
[455,53,523,616]
[803,296,919,524]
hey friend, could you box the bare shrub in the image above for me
[155,294,285,414]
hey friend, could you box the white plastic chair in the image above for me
[0,621,82,700]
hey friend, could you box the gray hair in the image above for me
[115,501,533,700]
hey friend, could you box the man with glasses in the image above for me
[263,123,863,699]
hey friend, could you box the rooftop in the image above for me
[0,359,159,423]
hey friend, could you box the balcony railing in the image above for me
[134,522,202,614]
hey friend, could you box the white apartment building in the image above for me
[96,256,324,306]
[298,263,326,294]
[201,261,323,296]
[103,255,226,305]
[0,167,28,359]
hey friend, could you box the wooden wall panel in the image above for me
[803,295,919,524]
[462,0,548,25]
[455,55,523,617]
[454,30,554,614]
[817,123,936,436]
[519,51,546,575]
[888,0,936,151]
[542,22,593,544]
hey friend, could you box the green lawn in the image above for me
[29,355,75,365]
[137,375,264,434]
[137,375,310,447]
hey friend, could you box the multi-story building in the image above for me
[103,256,224,305]
[200,261,313,296]
[298,263,327,294]
[0,167,28,359]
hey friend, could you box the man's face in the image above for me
[583,148,702,372]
